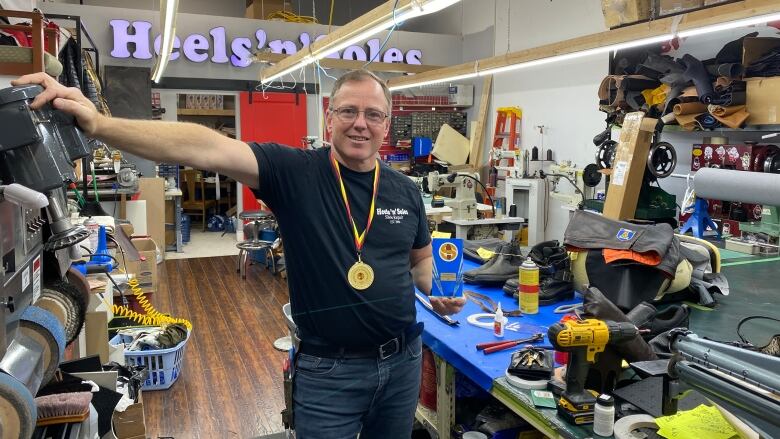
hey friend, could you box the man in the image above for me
[12,69,464,438]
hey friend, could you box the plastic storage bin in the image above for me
[109,330,190,390]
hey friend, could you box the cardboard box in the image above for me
[603,112,657,220]
[658,0,704,16]
[601,0,651,28]
[113,392,146,439]
[742,37,780,70]
[119,237,158,294]
[747,77,780,125]
[137,178,166,259]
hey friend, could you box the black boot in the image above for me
[464,242,508,275]
[463,242,523,285]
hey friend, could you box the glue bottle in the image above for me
[493,303,504,337]
[593,394,615,436]
[519,257,539,314]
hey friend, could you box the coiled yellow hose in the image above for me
[111,278,192,331]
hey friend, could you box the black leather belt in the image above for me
[298,322,423,360]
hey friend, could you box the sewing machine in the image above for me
[410,171,481,221]
[491,148,524,179]
[545,162,597,210]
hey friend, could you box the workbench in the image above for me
[415,255,778,438]
[414,257,591,439]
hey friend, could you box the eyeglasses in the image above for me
[330,106,388,125]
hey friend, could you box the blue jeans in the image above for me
[292,335,423,439]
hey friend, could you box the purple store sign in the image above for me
[109,20,424,68]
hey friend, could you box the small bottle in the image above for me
[493,303,504,337]
[519,257,539,314]
[593,394,615,436]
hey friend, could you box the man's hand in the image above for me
[429,296,466,316]
[11,72,101,135]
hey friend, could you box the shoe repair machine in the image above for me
[411,171,482,220]
[0,85,93,438]
[585,124,678,223]
[548,318,639,424]
[693,150,780,251]
[624,330,780,438]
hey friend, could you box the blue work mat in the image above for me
[417,259,581,392]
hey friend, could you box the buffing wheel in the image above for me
[38,281,86,344]
[0,372,36,439]
[20,306,66,387]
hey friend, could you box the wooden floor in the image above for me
[142,256,289,438]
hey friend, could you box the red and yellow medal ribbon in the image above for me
[330,153,380,256]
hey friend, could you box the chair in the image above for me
[181,170,217,231]
[236,210,280,279]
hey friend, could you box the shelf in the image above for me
[661,124,780,134]
[177,109,235,116]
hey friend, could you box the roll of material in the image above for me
[703,136,729,145]
[504,370,548,390]
[694,167,780,205]
[674,102,708,115]
[614,414,658,439]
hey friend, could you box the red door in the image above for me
[239,91,307,210]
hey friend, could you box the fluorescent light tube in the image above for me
[260,0,462,84]
[151,0,178,83]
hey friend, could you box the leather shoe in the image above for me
[502,277,574,305]
[464,242,523,285]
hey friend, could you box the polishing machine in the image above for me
[0,85,93,438]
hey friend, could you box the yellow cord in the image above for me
[267,10,318,23]
[110,278,192,331]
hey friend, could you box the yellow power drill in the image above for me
[548,318,638,424]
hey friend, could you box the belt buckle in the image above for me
[379,338,400,360]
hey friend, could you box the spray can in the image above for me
[519,257,539,314]
[84,217,99,253]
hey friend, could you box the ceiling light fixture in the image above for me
[151,0,179,83]
[259,0,462,84]
[388,1,780,91]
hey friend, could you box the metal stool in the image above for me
[236,210,279,279]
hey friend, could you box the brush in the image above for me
[35,392,93,426]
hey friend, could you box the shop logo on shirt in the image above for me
[376,207,409,225]
[616,228,636,242]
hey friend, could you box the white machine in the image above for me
[411,171,482,221]
[545,162,598,210]
[490,148,524,179]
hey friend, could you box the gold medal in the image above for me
[348,260,374,290]
[330,153,381,292]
